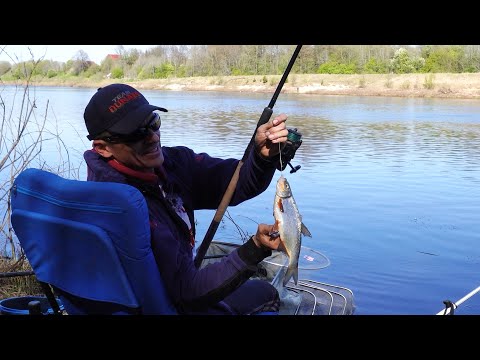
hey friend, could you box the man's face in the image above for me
[93,113,165,172]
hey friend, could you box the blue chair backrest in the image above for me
[10,168,177,315]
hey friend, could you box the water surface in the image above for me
[2,86,479,315]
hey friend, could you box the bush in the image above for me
[423,73,435,89]
[47,69,57,78]
[358,76,366,88]
[317,61,356,74]
[111,67,124,79]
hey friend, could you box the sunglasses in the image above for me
[100,112,162,144]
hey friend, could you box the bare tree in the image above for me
[72,49,91,75]
[0,55,81,260]
[115,45,126,57]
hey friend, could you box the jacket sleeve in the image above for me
[151,223,271,312]
[231,147,279,206]
[183,146,278,209]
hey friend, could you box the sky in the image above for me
[0,45,157,64]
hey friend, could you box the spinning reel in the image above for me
[277,128,303,174]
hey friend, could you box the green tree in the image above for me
[391,48,416,73]
[363,58,388,73]
[84,63,101,78]
[422,45,464,73]
[10,61,35,79]
[122,48,140,66]
[101,57,115,73]
[154,63,174,78]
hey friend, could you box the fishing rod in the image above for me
[436,285,480,315]
[194,45,303,268]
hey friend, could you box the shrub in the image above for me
[358,76,366,88]
[423,73,435,89]
[111,67,124,79]
[384,75,393,88]
[401,81,410,90]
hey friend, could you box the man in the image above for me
[83,83,289,314]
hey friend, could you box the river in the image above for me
[1,85,480,315]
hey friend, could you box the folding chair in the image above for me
[10,168,177,315]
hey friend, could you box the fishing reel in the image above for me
[277,128,303,173]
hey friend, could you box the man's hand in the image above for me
[255,114,288,159]
[252,223,285,252]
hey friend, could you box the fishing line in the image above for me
[278,142,284,176]
[268,142,284,239]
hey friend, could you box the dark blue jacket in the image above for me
[84,145,277,313]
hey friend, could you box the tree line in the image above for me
[1,45,479,81]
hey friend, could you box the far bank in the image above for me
[4,73,480,100]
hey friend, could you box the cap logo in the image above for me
[108,90,142,113]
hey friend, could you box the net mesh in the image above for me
[201,241,355,315]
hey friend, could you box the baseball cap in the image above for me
[84,83,168,140]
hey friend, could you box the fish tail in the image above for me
[283,266,299,286]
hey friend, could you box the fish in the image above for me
[273,175,312,286]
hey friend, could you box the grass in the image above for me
[0,256,43,299]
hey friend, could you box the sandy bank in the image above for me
[11,73,480,100]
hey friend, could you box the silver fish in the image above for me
[273,175,312,286]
